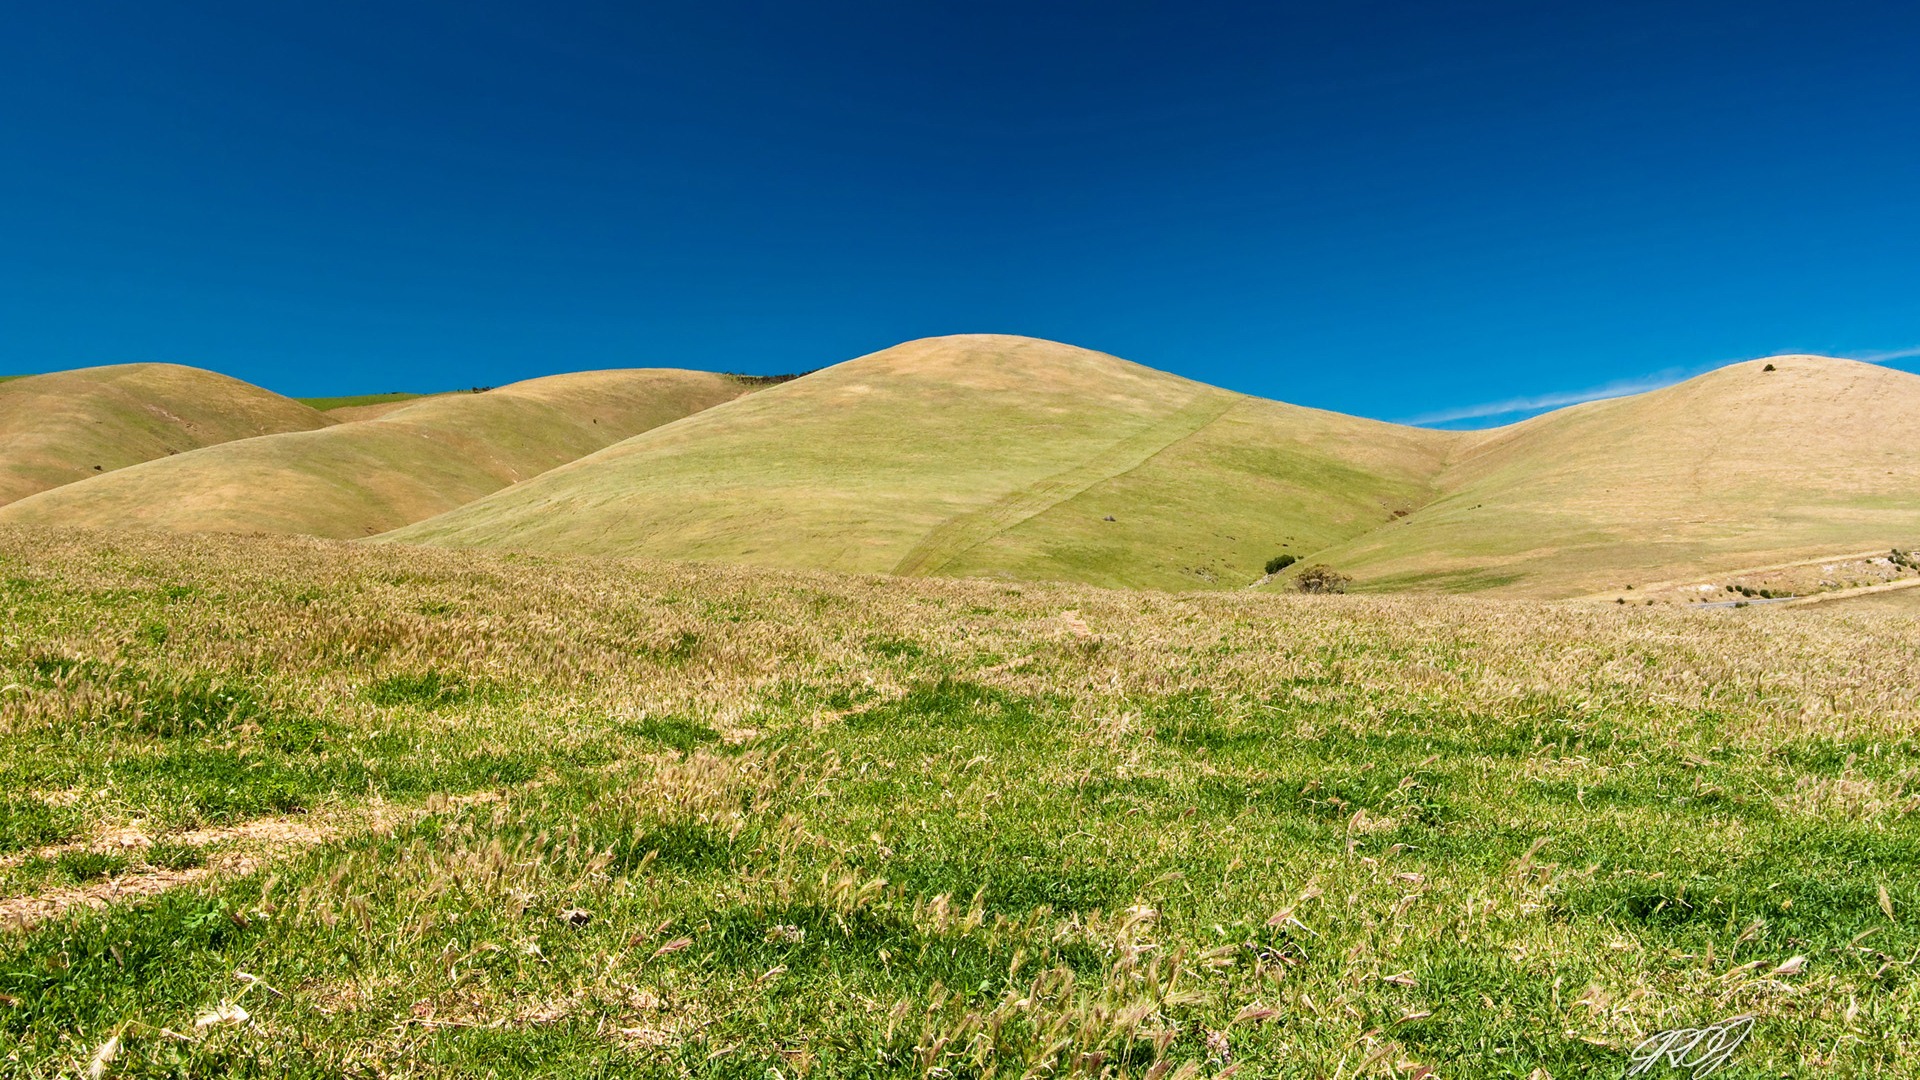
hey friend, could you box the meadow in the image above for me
[0,525,1915,1078]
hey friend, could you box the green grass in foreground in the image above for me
[0,527,1915,1077]
[295,392,428,411]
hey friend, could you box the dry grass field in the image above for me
[1,526,1914,1077]
[0,371,748,539]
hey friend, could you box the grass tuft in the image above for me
[365,671,493,709]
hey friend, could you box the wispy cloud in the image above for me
[1399,369,1690,427]
[1403,343,1920,428]
[1846,345,1920,364]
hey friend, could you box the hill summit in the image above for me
[0,363,330,506]
[381,335,1456,587]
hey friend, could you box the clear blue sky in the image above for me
[4,1,1916,425]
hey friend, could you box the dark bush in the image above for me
[1264,554,1297,575]
[725,370,817,387]
[1293,565,1352,594]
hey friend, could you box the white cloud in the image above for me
[1399,370,1688,426]
[1403,343,1920,428]
[1847,345,1920,364]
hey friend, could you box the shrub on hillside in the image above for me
[1293,565,1351,594]
[725,369,817,387]
[1264,554,1297,575]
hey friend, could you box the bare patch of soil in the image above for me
[1,791,509,930]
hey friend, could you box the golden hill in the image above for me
[383,335,1459,588]
[0,370,747,539]
[0,363,331,507]
[1293,356,1920,595]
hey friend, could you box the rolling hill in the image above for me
[0,363,332,507]
[0,370,748,539]
[389,341,1920,596]
[1289,356,1920,596]
[9,341,1915,598]
[383,335,1461,588]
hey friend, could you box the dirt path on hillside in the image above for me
[1568,548,1897,602]
[1778,577,1920,608]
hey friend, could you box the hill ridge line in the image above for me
[891,388,1241,576]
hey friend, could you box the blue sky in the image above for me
[3,1,1916,426]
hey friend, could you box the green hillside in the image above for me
[0,370,748,539]
[383,335,1460,587]
[0,363,332,507]
[295,391,430,412]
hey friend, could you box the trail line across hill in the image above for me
[1777,577,1920,608]
[1568,548,1900,603]
[891,388,1240,576]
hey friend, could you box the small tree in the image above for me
[1264,554,1297,575]
[1293,565,1351,594]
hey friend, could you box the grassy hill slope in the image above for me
[0,363,332,507]
[0,370,746,538]
[295,391,444,420]
[1291,356,1920,595]
[935,394,1457,589]
[385,335,1460,585]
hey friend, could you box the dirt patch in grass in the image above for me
[1,853,253,929]
[0,792,506,930]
